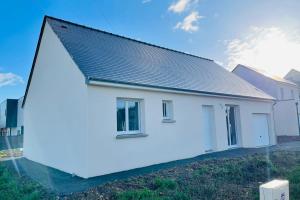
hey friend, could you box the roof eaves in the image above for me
[87,77,275,101]
[273,79,297,87]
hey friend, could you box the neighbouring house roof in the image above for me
[23,16,273,107]
[285,69,300,86]
[233,64,297,86]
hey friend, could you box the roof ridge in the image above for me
[235,64,297,86]
[45,15,214,62]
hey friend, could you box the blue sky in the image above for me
[1,0,300,103]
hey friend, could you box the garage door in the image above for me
[252,114,270,146]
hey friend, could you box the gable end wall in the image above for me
[23,22,89,178]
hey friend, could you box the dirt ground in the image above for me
[58,150,300,200]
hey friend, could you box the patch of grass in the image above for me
[193,156,278,185]
[116,189,161,200]
[117,178,182,200]
[153,178,177,190]
[0,164,53,200]
[192,165,210,177]
[288,166,300,199]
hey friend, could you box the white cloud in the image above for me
[168,0,192,13]
[226,27,300,76]
[0,72,24,87]
[142,0,151,4]
[174,11,203,33]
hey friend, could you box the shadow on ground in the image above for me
[0,136,23,151]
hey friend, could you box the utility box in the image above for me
[260,180,289,200]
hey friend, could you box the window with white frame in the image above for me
[117,99,141,134]
[162,100,173,120]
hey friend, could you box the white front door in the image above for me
[252,114,270,146]
[202,105,215,152]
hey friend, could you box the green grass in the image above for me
[153,177,177,190]
[116,178,188,200]
[288,166,300,199]
[0,164,53,200]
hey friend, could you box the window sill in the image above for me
[116,133,148,139]
[162,119,176,123]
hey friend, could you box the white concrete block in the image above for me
[260,180,289,200]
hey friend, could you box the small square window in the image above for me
[162,100,173,120]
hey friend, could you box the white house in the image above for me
[23,16,276,179]
[285,69,300,88]
[233,64,300,136]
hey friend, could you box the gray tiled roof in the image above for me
[46,17,273,100]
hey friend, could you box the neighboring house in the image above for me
[233,64,300,136]
[0,98,24,136]
[285,69,300,88]
[23,16,276,179]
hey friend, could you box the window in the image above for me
[162,100,173,120]
[117,99,141,134]
[291,90,295,99]
[280,88,284,100]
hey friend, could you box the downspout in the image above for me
[296,102,300,135]
[272,100,277,144]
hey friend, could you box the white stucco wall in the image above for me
[23,22,89,178]
[17,97,24,128]
[273,100,299,136]
[275,82,300,101]
[85,84,276,178]
[273,82,300,136]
